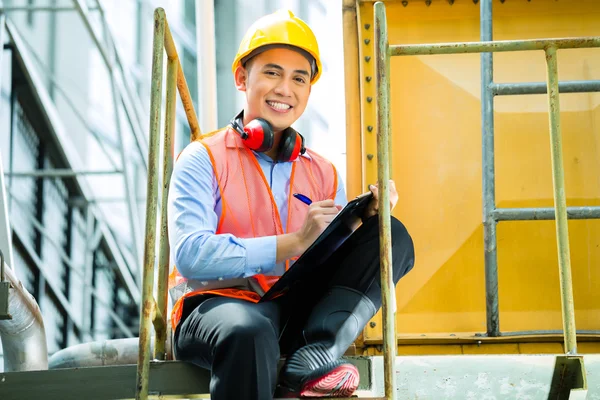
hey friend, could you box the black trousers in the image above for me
[174,216,415,400]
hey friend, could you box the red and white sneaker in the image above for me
[299,361,359,398]
[278,343,360,398]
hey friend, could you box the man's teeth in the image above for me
[267,101,291,110]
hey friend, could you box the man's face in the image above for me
[235,47,312,132]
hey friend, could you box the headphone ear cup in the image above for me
[277,128,304,162]
[243,118,274,152]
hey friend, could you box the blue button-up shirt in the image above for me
[167,141,348,281]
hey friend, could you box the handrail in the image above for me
[135,8,200,400]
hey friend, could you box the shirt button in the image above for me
[218,277,223,281]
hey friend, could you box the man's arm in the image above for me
[168,142,280,281]
[274,167,348,262]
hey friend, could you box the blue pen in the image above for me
[293,193,312,206]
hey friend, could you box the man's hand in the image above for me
[294,199,341,253]
[361,180,399,221]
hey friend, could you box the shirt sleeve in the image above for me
[167,141,277,281]
[334,168,348,207]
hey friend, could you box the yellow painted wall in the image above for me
[351,0,600,344]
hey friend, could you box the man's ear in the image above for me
[234,66,248,91]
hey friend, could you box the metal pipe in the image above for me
[491,80,600,96]
[6,169,123,178]
[163,23,201,141]
[498,330,600,337]
[374,3,396,400]
[49,338,142,368]
[0,261,48,372]
[391,37,600,56]
[545,46,578,355]
[480,0,500,337]
[494,207,600,221]
[155,56,176,361]
[81,206,95,342]
[0,6,97,12]
[48,337,155,369]
[136,8,165,400]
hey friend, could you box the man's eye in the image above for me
[265,71,278,76]
[295,77,306,84]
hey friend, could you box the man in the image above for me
[167,9,415,400]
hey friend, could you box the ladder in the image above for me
[368,0,598,397]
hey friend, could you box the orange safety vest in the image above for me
[169,127,338,330]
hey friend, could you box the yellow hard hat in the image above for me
[232,9,322,84]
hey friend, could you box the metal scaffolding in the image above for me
[373,0,596,396]
[0,0,155,280]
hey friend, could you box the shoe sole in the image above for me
[299,363,359,398]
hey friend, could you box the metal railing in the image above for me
[373,0,596,397]
[135,8,199,400]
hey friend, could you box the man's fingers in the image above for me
[312,199,334,207]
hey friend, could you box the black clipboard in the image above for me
[259,191,373,302]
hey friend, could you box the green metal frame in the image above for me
[135,8,200,400]
[373,1,597,398]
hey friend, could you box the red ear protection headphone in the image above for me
[230,110,306,163]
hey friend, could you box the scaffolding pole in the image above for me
[374,3,396,399]
[544,46,578,355]
[480,0,500,337]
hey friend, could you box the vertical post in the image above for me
[374,3,396,399]
[154,56,176,361]
[135,8,165,400]
[81,206,95,342]
[480,0,500,337]
[544,46,577,355]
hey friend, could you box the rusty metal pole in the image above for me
[135,8,165,400]
[374,2,396,399]
[154,53,177,360]
[544,46,578,355]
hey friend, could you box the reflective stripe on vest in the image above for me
[169,128,338,331]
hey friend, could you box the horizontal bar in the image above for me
[6,169,123,178]
[391,37,600,56]
[0,6,97,12]
[491,80,600,96]
[493,207,600,221]
[364,331,600,345]
[498,330,600,337]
